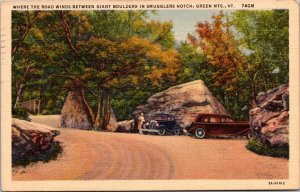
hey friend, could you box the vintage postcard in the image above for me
[1,0,299,191]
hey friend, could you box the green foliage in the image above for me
[232,10,289,88]
[176,42,209,83]
[183,10,288,120]
[12,141,63,167]
[11,10,289,123]
[111,80,170,120]
[12,108,29,120]
[246,139,289,159]
[12,10,179,128]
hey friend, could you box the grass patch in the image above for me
[246,139,289,159]
[12,141,63,167]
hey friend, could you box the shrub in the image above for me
[246,139,289,158]
[42,108,61,115]
[12,141,63,167]
[12,108,29,120]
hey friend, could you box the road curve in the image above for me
[13,115,288,180]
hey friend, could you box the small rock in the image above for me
[117,120,134,132]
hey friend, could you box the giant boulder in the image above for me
[60,88,94,130]
[133,80,229,128]
[60,89,118,131]
[249,84,289,147]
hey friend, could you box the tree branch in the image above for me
[12,11,40,57]
[60,11,79,55]
[51,74,99,100]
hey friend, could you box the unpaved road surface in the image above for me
[13,115,288,180]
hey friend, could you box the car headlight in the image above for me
[145,122,149,126]
[183,129,187,133]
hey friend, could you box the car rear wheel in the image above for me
[158,127,166,136]
[195,128,206,139]
[247,131,254,140]
[174,125,181,135]
[174,129,180,135]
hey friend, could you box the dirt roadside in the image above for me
[12,115,288,180]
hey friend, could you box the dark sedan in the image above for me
[184,113,250,139]
[141,113,182,135]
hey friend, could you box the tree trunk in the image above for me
[14,83,25,109]
[60,83,95,130]
[251,82,257,108]
[13,65,31,109]
[93,88,118,131]
[101,90,111,130]
[93,96,103,130]
[80,87,95,123]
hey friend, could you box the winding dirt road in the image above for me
[12,115,288,180]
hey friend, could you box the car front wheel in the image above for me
[158,127,166,136]
[195,128,206,139]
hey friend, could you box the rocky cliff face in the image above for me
[12,119,61,166]
[249,84,289,147]
[133,80,229,128]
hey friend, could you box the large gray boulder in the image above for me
[249,84,289,147]
[60,89,94,130]
[133,80,229,128]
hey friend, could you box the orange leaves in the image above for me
[76,35,180,88]
[188,11,247,93]
[124,36,181,85]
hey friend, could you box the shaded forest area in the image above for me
[12,10,288,129]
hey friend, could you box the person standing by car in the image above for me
[137,113,145,134]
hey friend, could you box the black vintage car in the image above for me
[141,113,182,135]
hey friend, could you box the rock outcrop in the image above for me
[60,89,118,131]
[60,88,95,130]
[116,120,134,132]
[133,80,229,128]
[106,109,119,132]
[12,118,61,166]
[249,84,289,147]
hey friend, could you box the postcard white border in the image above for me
[1,0,299,190]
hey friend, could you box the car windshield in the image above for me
[154,115,167,121]
[154,115,174,121]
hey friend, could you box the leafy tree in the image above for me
[12,11,41,108]
[12,10,180,130]
[187,12,251,118]
[187,10,288,119]
[232,10,289,89]
[176,42,209,84]
[188,12,248,94]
